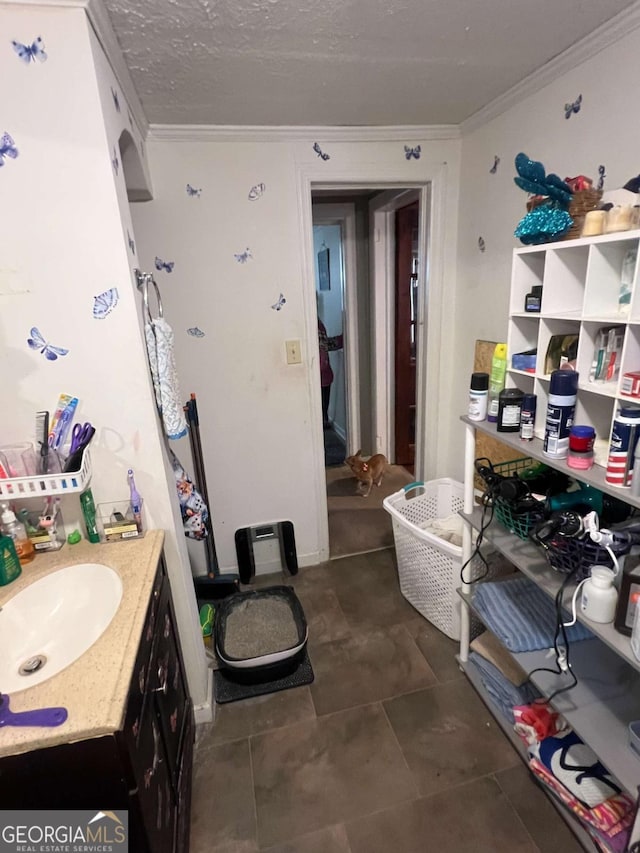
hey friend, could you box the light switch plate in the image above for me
[285,340,302,364]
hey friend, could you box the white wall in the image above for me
[132,133,461,569]
[0,4,208,711]
[455,23,640,481]
[313,224,346,436]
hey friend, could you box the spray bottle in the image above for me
[487,343,507,423]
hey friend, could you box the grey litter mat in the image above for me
[213,649,314,704]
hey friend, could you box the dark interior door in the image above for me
[394,200,419,470]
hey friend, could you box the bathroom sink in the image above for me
[0,563,122,694]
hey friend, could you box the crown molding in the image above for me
[148,124,460,143]
[461,2,640,134]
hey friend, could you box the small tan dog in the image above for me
[345,450,388,497]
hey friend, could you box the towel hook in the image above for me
[135,269,163,323]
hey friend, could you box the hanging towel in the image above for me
[145,317,188,440]
[169,448,209,540]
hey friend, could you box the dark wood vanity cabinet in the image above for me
[0,557,195,853]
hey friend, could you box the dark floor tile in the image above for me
[251,703,416,848]
[309,623,437,715]
[295,586,352,648]
[494,764,585,853]
[263,823,351,853]
[403,616,463,683]
[197,687,316,747]
[345,776,538,853]
[383,679,520,797]
[191,739,256,852]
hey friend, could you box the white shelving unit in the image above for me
[506,229,640,447]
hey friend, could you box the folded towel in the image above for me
[472,576,593,652]
[145,317,188,440]
[468,651,540,723]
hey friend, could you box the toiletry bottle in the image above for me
[0,504,35,565]
[581,566,618,623]
[79,488,100,543]
[606,404,640,487]
[487,343,507,423]
[0,534,21,585]
[468,372,489,422]
[520,393,537,441]
[128,469,143,533]
[614,556,640,636]
[496,387,524,433]
[524,285,543,313]
[543,370,578,459]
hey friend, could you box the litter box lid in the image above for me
[215,585,308,670]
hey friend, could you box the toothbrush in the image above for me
[128,469,142,533]
[36,411,49,474]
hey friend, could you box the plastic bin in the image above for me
[383,479,486,640]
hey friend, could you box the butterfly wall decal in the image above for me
[489,156,500,175]
[248,182,266,201]
[597,164,606,192]
[271,293,286,311]
[155,257,174,273]
[0,132,18,167]
[187,327,205,338]
[404,145,421,161]
[111,146,119,176]
[27,327,69,360]
[186,183,202,197]
[11,36,47,64]
[93,287,119,319]
[313,142,330,161]
[564,94,582,120]
[127,230,135,254]
[234,248,252,264]
[478,237,486,253]
[110,86,120,112]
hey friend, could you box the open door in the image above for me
[394,200,419,469]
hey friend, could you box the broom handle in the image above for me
[185,393,219,578]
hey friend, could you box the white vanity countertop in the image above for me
[0,529,164,758]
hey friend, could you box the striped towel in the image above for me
[472,576,593,652]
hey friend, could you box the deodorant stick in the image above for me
[543,370,579,459]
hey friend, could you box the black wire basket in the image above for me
[541,536,629,580]
[491,458,546,541]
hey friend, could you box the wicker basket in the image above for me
[525,189,602,242]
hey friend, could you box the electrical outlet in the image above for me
[285,340,302,365]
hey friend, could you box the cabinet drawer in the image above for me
[123,563,166,769]
[151,596,188,784]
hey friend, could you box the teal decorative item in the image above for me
[515,204,573,246]
[513,153,574,244]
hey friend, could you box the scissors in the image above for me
[70,422,95,453]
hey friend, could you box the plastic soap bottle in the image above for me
[0,534,21,585]
[1,504,35,565]
[487,343,507,423]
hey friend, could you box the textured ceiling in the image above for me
[102,0,637,126]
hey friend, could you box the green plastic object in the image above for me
[0,534,21,585]
[79,488,100,544]
[67,530,82,545]
[199,603,214,638]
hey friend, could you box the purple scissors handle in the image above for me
[0,694,68,727]
[70,422,93,453]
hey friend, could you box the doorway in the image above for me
[312,187,426,558]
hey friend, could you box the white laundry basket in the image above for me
[383,479,484,640]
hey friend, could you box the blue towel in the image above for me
[468,651,540,723]
[472,576,593,652]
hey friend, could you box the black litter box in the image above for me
[214,585,308,685]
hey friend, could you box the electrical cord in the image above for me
[459,484,495,586]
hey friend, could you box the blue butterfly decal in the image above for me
[110,86,120,112]
[404,145,421,161]
[478,237,486,253]
[11,36,47,64]
[564,94,582,119]
[186,183,202,197]
[93,287,119,319]
[489,156,500,175]
[248,182,266,201]
[155,257,174,273]
[597,164,606,192]
[187,327,205,338]
[271,293,286,311]
[313,142,330,161]
[234,248,252,263]
[111,146,119,176]
[27,327,69,361]
[0,132,18,167]
[127,230,135,254]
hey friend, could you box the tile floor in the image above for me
[190,549,584,852]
